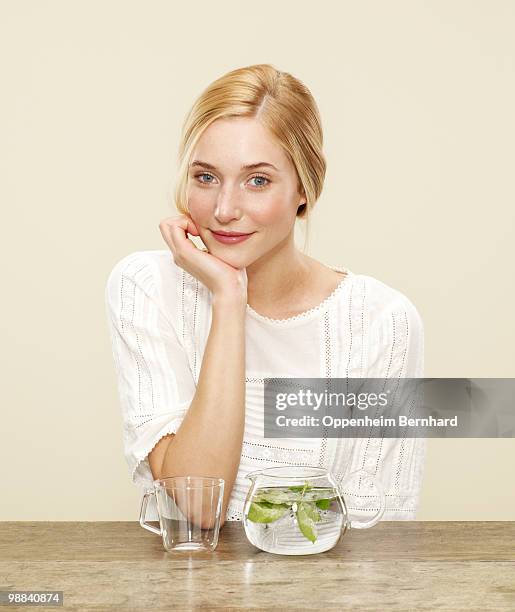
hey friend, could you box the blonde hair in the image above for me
[172,63,326,253]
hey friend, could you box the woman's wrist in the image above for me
[211,291,248,314]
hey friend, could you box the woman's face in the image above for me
[186,116,305,269]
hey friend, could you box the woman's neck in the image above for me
[245,238,314,311]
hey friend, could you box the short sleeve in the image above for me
[353,283,427,520]
[104,252,196,488]
[367,291,424,379]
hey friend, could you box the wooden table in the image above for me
[1,521,514,610]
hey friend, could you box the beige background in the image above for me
[1,1,514,520]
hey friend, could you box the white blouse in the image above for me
[105,250,426,523]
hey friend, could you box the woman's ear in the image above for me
[296,179,307,215]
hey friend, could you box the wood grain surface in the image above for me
[0,521,514,610]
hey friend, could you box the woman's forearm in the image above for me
[160,294,247,527]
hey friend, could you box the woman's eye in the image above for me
[249,175,270,188]
[194,173,270,188]
[196,172,215,184]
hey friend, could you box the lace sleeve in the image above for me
[104,252,195,488]
[363,291,427,519]
[367,292,424,379]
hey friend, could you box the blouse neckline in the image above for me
[246,265,353,327]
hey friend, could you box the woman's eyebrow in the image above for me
[190,160,279,171]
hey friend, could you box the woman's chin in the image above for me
[208,246,251,269]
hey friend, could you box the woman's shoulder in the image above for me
[106,249,173,290]
[105,249,189,313]
[348,270,423,328]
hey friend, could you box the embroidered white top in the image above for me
[105,250,427,522]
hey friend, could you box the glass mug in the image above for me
[139,476,224,552]
[243,466,385,555]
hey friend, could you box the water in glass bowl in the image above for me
[243,484,345,555]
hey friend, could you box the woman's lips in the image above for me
[210,230,255,244]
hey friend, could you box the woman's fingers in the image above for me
[158,213,247,299]
[159,215,200,258]
[186,217,200,236]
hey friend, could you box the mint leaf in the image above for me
[252,489,292,504]
[247,501,290,523]
[302,501,322,523]
[295,502,318,543]
[315,498,331,510]
[288,482,313,493]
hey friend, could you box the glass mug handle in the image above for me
[338,468,386,529]
[139,489,161,536]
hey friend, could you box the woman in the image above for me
[105,64,426,527]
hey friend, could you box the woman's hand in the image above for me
[159,214,248,301]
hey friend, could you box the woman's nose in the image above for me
[214,191,242,223]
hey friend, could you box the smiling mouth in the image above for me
[210,229,255,244]
[210,229,254,236]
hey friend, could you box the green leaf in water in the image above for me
[295,502,318,543]
[288,482,313,493]
[303,489,335,502]
[315,498,332,510]
[252,489,292,504]
[302,501,322,523]
[247,501,290,523]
